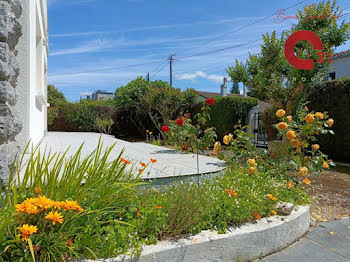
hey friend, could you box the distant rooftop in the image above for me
[196,91,272,112]
[333,49,350,59]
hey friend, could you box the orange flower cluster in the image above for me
[267,194,277,201]
[120,158,131,164]
[155,204,163,209]
[15,196,84,241]
[225,189,238,197]
[16,196,83,215]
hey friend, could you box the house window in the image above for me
[329,72,336,80]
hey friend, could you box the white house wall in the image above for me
[15,0,48,149]
[331,56,350,79]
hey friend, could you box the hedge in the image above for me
[192,96,258,139]
[306,78,350,161]
[49,102,154,138]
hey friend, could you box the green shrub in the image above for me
[202,96,258,138]
[96,118,114,135]
[47,107,59,127]
[306,78,350,161]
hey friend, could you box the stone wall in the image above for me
[0,0,22,183]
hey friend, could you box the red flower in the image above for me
[161,125,170,132]
[177,118,183,126]
[205,98,215,106]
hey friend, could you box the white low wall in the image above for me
[84,206,310,262]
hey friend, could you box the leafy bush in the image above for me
[273,106,334,182]
[166,98,217,153]
[48,85,66,106]
[306,78,350,161]
[199,96,258,139]
[96,118,114,135]
[132,165,308,240]
[47,107,59,127]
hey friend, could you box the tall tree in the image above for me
[226,0,350,114]
[48,85,66,106]
[230,81,240,94]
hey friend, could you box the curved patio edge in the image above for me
[83,205,310,262]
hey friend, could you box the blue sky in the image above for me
[47,0,350,101]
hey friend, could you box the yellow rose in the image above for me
[298,166,308,176]
[248,166,256,175]
[323,161,329,169]
[326,118,334,127]
[248,159,256,165]
[312,144,320,151]
[315,112,324,119]
[276,122,288,131]
[276,109,286,118]
[286,130,296,140]
[287,115,292,122]
[305,114,315,124]
[223,134,233,145]
[291,139,301,148]
[213,142,221,156]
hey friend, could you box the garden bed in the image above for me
[83,206,310,262]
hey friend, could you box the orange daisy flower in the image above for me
[45,211,64,225]
[225,189,238,197]
[303,178,311,185]
[254,212,261,220]
[18,224,38,241]
[61,200,83,212]
[267,194,277,201]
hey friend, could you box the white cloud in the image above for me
[50,39,114,56]
[176,71,226,83]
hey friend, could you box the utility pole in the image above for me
[146,72,150,82]
[169,54,176,86]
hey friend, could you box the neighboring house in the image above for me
[92,90,114,101]
[329,49,350,80]
[0,0,48,181]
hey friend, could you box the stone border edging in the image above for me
[83,205,310,262]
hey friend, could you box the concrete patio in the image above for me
[260,217,350,262]
[38,132,226,183]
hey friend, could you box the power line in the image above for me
[177,0,309,56]
[150,61,169,79]
[177,40,259,60]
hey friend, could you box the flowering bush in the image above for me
[166,98,217,153]
[274,106,335,183]
[2,195,84,261]
[215,122,256,160]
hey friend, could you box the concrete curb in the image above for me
[83,206,310,262]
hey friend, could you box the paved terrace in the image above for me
[38,132,226,181]
[261,218,350,262]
